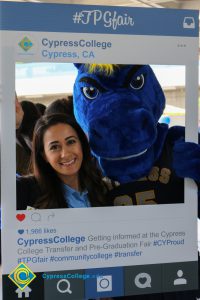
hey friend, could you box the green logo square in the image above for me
[18,37,33,51]
[8,263,36,290]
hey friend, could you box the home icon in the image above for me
[15,286,32,298]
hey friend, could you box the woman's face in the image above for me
[43,123,83,188]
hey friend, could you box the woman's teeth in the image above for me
[61,159,75,166]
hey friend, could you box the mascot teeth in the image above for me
[103,149,148,161]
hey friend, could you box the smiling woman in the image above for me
[43,123,83,190]
[16,113,107,209]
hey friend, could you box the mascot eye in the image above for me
[82,86,99,100]
[130,74,144,90]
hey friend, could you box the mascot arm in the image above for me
[172,126,200,216]
[173,139,200,182]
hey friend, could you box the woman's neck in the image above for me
[59,174,80,191]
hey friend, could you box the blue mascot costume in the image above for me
[73,63,200,299]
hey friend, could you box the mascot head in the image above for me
[73,64,168,183]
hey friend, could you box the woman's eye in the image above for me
[50,145,59,151]
[67,139,76,145]
[130,74,144,90]
[82,86,99,100]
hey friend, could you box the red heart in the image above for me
[16,214,26,222]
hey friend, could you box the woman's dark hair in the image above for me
[32,113,106,209]
[20,101,41,140]
[45,97,74,118]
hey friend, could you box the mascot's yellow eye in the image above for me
[82,86,99,100]
[130,74,144,90]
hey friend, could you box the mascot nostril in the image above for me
[141,116,149,130]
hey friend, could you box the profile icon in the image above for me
[173,270,187,285]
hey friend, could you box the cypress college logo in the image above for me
[18,36,33,51]
[8,262,36,290]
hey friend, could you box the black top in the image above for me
[16,176,41,210]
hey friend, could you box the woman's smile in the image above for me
[59,158,77,167]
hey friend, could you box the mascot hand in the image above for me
[173,139,200,182]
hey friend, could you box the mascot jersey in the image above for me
[107,128,184,207]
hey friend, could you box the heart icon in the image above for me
[18,229,24,234]
[139,277,147,285]
[16,214,26,222]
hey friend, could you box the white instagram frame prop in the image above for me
[0,1,199,297]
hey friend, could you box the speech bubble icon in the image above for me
[31,212,41,222]
[134,272,151,289]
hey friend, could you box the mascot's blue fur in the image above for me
[73,63,200,184]
[73,63,200,299]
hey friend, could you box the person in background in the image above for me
[45,97,74,118]
[17,113,107,210]
[16,97,42,175]
[35,102,46,115]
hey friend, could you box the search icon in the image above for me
[56,279,72,294]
